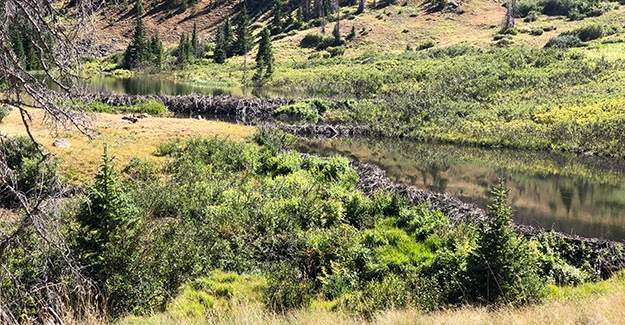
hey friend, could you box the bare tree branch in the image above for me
[0,0,102,322]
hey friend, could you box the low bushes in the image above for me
[2,132,616,320]
[88,99,166,115]
[544,34,584,48]
[274,99,331,123]
[301,32,336,50]
[518,0,615,20]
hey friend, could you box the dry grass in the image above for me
[1,108,253,183]
[113,274,625,325]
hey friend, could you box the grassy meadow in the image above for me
[1,108,252,183]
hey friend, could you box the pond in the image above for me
[297,138,625,242]
[73,74,625,242]
[81,74,255,97]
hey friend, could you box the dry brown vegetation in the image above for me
[1,109,253,183]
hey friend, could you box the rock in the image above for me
[53,138,71,148]
[137,113,149,119]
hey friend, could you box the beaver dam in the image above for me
[89,93,625,275]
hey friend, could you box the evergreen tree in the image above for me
[149,32,164,69]
[273,0,283,33]
[9,24,26,67]
[332,20,342,45]
[74,147,140,312]
[214,26,227,64]
[295,6,304,29]
[465,180,544,305]
[357,0,365,14]
[347,25,356,41]
[223,17,235,57]
[177,33,193,67]
[123,0,149,69]
[26,43,41,70]
[235,5,253,56]
[253,27,275,83]
[314,0,322,18]
[191,22,202,58]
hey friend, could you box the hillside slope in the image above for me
[94,0,625,57]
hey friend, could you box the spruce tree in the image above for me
[9,24,26,66]
[273,0,283,33]
[123,0,149,69]
[253,27,274,83]
[357,0,365,14]
[150,32,164,69]
[177,33,193,67]
[191,22,201,58]
[295,6,304,29]
[74,146,140,305]
[223,17,235,57]
[332,20,342,45]
[214,26,227,64]
[234,5,253,56]
[465,180,544,305]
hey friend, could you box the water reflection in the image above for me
[298,138,625,241]
[82,75,254,96]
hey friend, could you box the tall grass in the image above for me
[115,271,625,325]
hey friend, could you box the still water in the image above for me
[298,138,625,242]
[82,74,253,96]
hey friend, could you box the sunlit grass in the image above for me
[112,270,625,325]
[1,108,254,184]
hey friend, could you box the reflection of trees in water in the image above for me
[555,178,594,216]
[296,138,625,239]
[559,183,574,216]
[577,180,592,206]
[420,162,450,193]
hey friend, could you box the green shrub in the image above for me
[134,99,167,115]
[274,99,331,123]
[523,10,540,22]
[0,136,58,207]
[252,127,296,154]
[530,28,544,36]
[346,274,411,319]
[544,35,583,48]
[542,25,557,32]
[562,24,604,41]
[328,46,345,57]
[88,100,117,113]
[501,27,519,35]
[417,40,436,50]
[320,261,358,300]
[300,32,335,50]
[493,34,512,41]
[264,263,313,312]
[88,99,166,115]
[518,0,614,19]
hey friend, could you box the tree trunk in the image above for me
[357,0,365,14]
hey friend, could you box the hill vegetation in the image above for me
[4,0,625,323]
